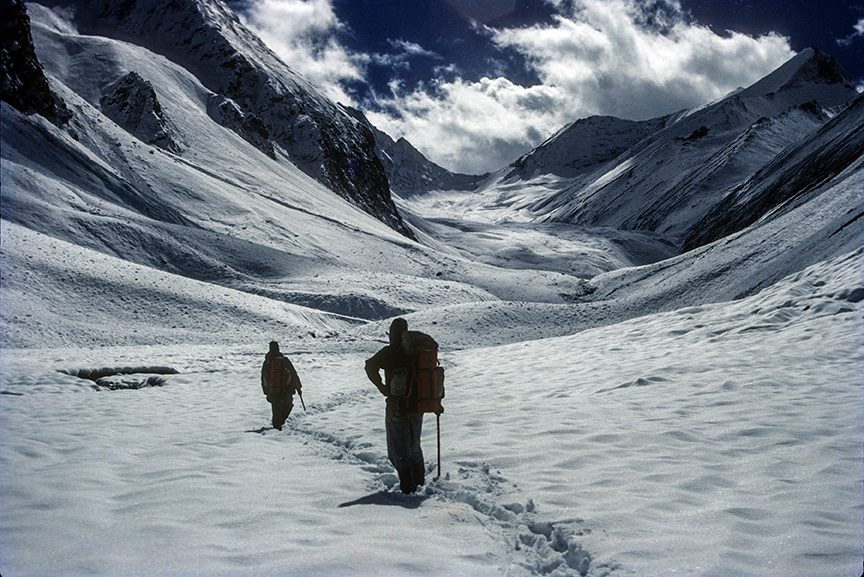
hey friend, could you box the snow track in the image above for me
[278,385,611,577]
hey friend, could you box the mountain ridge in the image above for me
[490,47,859,244]
[43,0,413,237]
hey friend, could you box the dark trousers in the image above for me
[386,400,425,492]
[270,396,293,429]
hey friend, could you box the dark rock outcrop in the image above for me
[0,0,70,124]
[206,94,275,157]
[100,71,182,152]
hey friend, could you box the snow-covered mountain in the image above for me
[346,107,484,198]
[503,114,672,182]
[39,0,410,236]
[461,48,859,246]
[685,92,864,250]
[374,133,484,198]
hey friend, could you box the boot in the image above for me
[398,466,417,494]
[413,462,425,487]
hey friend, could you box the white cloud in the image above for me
[239,0,796,174]
[368,77,564,174]
[239,0,367,104]
[491,0,793,120]
[369,40,441,71]
[371,0,794,173]
[388,39,441,60]
[837,18,864,47]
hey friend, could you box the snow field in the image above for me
[0,221,354,348]
[437,251,864,576]
[2,251,861,577]
[0,346,508,577]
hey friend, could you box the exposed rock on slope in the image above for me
[100,71,182,152]
[0,0,70,124]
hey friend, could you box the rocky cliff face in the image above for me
[61,0,411,237]
[0,0,70,124]
[100,71,182,152]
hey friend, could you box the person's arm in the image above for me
[365,349,389,396]
[261,360,268,395]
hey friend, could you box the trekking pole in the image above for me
[298,389,307,412]
[435,412,442,480]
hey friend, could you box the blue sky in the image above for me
[229,0,864,173]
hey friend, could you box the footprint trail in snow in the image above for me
[275,387,616,577]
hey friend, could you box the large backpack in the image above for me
[401,331,445,414]
[266,355,293,396]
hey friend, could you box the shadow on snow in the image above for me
[338,491,430,509]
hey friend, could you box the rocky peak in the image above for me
[738,48,856,103]
[784,48,851,88]
[343,105,481,197]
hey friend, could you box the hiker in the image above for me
[261,341,301,430]
[365,318,438,494]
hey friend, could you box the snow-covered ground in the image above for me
[1,250,861,577]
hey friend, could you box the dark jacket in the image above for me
[261,352,301,398]
[365,344,413,397]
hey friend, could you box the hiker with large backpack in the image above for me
[365,318,445,494]
[261,341,302,430]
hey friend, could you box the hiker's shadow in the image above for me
[338,491,429,509]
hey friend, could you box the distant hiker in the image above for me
[261,341,302,430]
[365,318,444,494]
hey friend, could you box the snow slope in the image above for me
[590,116,864,315]
[0,250,861,577]
[446,49,858,246]
[686,92,864,250]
